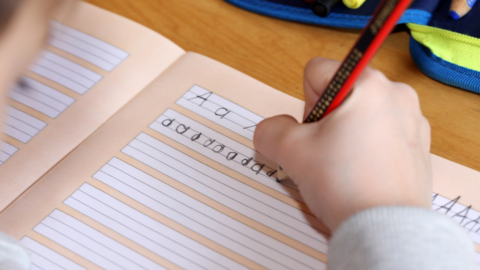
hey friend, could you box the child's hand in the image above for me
[254,57,432,231]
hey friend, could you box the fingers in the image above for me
[253,114,301,165]
[303,58,385,118]
[303,57,342,117]
[347,68,390,104]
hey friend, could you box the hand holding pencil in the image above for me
[254,0,433,230]
[253,57,432,231]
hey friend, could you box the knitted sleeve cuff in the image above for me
[0,232,30,270]
[328,206,477,270]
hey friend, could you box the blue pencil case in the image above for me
[225,0,480,94]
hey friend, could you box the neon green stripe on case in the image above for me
[407,23,480,72]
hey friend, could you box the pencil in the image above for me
[276,0,413,182]
[450,0,477,20]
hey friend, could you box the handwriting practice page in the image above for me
[0,53,328,270]
[0,2,185,211]
[1,51,480,269]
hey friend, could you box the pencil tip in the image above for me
[449,10,460,20]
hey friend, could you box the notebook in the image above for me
[0,2,479,269]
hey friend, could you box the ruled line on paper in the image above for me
[21,236,86,270]
[4,106,47,143]
[93,158,326,270]
[11,77,75,118]
[123,133,324,235]
[49,21,129,72]
[176,85,263,140]
[149,108,299,194]
[121,133,328,250]
[0,141,18,166]
[64,183,248,270]
[33,210,165,270]
[29,51,103,95]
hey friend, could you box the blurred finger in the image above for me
[303,57,342,117]
[253,114,301,165]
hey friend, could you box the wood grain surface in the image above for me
[86,0,480,172]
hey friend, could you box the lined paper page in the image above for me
[10,77,75,118]
[176,85,263,140]
[93,158,325,269]
[50,21,129,71]
[21,237,86,270]
[29,51,103,95]
[0,142,18,166]
[149,109,298,198]
[34,210,165,270]
[4,106,47,143]
[65,183,248,270]
[122,133,328,253]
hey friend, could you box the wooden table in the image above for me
[87,0,480,172]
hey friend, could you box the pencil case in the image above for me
[225,0,480,94]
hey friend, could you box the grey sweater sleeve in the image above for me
[0,232,29,270]
[328,206,477,270]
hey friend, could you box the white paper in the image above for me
[150,109,300,198]
[21,236,86,270]
[50,21,129,72]
[93,158,326,270]
[64,183,247,270]
[176,85,263,140]
[11,77,75,118]
[29,51,103,95]
[121,133,328,253]
[4,106,47,143]
[33,210,165,270]
[432,193,480,245]
[0,142,18,165]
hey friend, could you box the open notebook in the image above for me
[0,2,479,270]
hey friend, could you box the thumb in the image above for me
[253,114,301,166]
[303,57,342,117]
